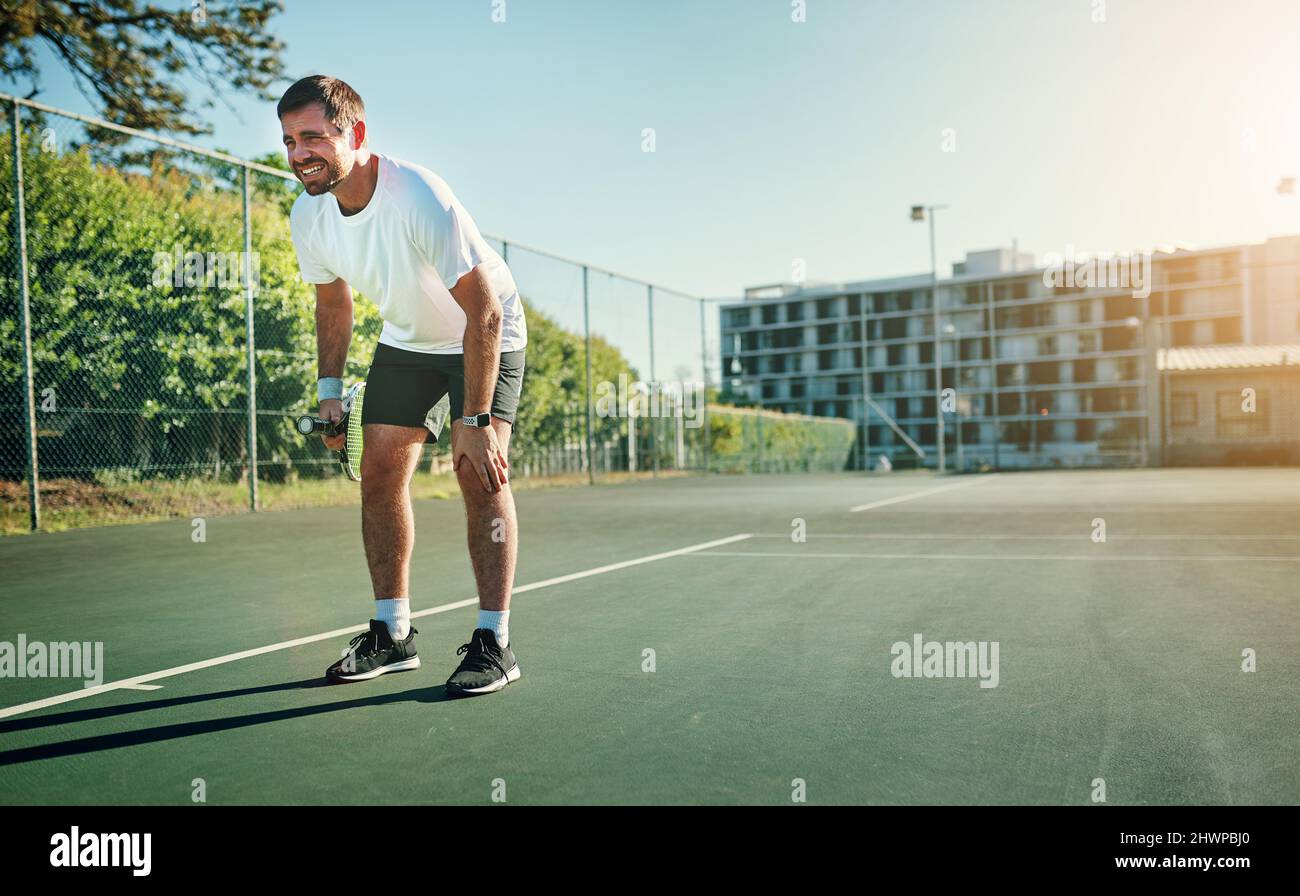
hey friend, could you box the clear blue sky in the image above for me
[8,0,1300,300]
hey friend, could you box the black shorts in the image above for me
[361,343,525,442]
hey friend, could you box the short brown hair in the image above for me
[277,75,365,134]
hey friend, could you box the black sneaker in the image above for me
[325,620,420,682]
[445,629,520,697]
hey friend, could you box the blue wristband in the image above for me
[317,377,344,402]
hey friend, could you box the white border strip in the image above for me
[687,550,1300,562]
[0,533,753,721]
[747,533,1300,541]
[849,475,996,512]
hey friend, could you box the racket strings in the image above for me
[343,384,365,481]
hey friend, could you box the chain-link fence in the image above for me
[1,99,277,534]
[2,94,845,535]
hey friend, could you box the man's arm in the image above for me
[315,278,353,449]
[316,277,353,379]
[451,265,502,420]
[450,264,508,492]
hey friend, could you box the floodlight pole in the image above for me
[915,204,949,473]
[953,328,964,472]
[859,293,871,472]
[986,280,1002,469]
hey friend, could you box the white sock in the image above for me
[477,609,510,647]
[375,598,410,640]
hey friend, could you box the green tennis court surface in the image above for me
[1,469,1297,805]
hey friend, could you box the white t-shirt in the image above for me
[289,154,527,355]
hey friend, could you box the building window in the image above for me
[725,309,751,329]
[1170,392,1197,427]
[1216,390,1269,439]
[994,279,1031,301]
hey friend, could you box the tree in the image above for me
[248,150,297,217]
[0,1,285,138]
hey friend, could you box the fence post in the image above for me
[242,165,259,511]
[10,100,40,531]
[647,285,658,478]
[699,298,710,475]
[582,265,594,485]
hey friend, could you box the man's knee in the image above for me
[456,459,514,507]
[361,459,410,502]
[454,458,486,496]
[359,427,424,496]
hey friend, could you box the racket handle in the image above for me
[295,415,345,437]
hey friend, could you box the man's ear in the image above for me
[350,119,367,149]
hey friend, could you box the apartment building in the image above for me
[719,237,1300,469]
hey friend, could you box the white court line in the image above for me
[848,507,1300,514]
[0,532,753,721]
[747,533,1300,541]
[687,550,1300,562]
[848,475,996,513]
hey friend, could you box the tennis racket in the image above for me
[295,381,366,481]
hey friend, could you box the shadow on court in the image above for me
[0,678,331,735]
[0,681,451,766]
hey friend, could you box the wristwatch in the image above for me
[461,413,491,428]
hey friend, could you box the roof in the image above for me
[729,237,1300,310]
[1158,344,1300,372]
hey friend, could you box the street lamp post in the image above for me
[859,293,871,472]
[945,322,963,473]
[1126,314,1154,468]
[912,204,949,473]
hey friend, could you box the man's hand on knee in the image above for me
[453,421,509,493]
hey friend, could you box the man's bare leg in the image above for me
[452,417,517,612]
[323,423,426,683]
[360,423,427,598]
[444,416,522,695]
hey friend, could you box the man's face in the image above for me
[280,103,359,195]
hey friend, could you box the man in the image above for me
[280,75,525,697]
